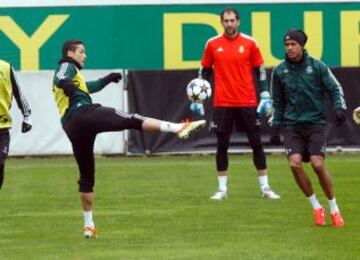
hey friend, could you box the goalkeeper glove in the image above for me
[257,91,272,118]
[22,115,32,133]
[190,101,204,116]
[353,107,360,125]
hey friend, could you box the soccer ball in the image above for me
[186,78,212,102]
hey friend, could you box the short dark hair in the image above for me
[62,40,84,58]
[220,8,240,20]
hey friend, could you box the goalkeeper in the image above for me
[270,29,346,227]
[195,8,280,201]
[52,40,205,238]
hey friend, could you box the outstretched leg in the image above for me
[84,106,205,138]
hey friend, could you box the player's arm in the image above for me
[199,40,214,81]
[255,65,271,118]
[189,41,213,116]
[270,68,285,128]
[251,41,271,118]
[10,66,32,133]
[320,64,347,126]
[198,66,212,81]
[321,65,346,111]
[251,41,268,93]
[11,66,31,117]
[53,62,78,96]
[87,73,122,93]
[254,65,268,93]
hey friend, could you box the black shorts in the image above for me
[284,125,326,162]
[210,107,261,133]
[0,129,10,165]
[64,104,145,139]
[63,104,145,193]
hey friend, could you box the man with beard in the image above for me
[198,8,280,200]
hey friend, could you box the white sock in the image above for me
[83,211,95,227]
[160,121,182,133]
[258,175,269,191]
[218,176,227,192]
[328,197,340,214]
[308,194,322,210]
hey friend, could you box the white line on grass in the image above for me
[6,157,358,169]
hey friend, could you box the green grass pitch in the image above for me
[0,154,359,259]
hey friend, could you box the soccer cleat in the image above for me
[261,187,281,199]
[313,207,326,226]
[331,212,345,227]
[177,119,206,139]
[210,190,227,200]
[84,226,98,239]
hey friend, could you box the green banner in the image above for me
[0,3,359,71]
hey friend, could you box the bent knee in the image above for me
[310,159,325,173]
[289,161,303,173]
[311,162,324,171]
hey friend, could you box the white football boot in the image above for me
[261,187,281,199]
[210,190,227,200]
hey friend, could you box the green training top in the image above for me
[52,59,107,126]
[270,51,346,129]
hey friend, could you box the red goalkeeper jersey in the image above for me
[201,32,264,107]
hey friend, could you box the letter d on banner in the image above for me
[163,13,222,69]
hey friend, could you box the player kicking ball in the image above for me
[52,40,206,238]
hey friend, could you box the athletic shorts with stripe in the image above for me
[63,104,144,192]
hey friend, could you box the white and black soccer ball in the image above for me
[186,78,212,102]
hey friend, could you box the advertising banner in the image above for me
[0,3,358,71]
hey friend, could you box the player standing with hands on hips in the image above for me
[270,29,346,227]
[194,8,280,200]
[52,40,206,238]
[0,60,32,190]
